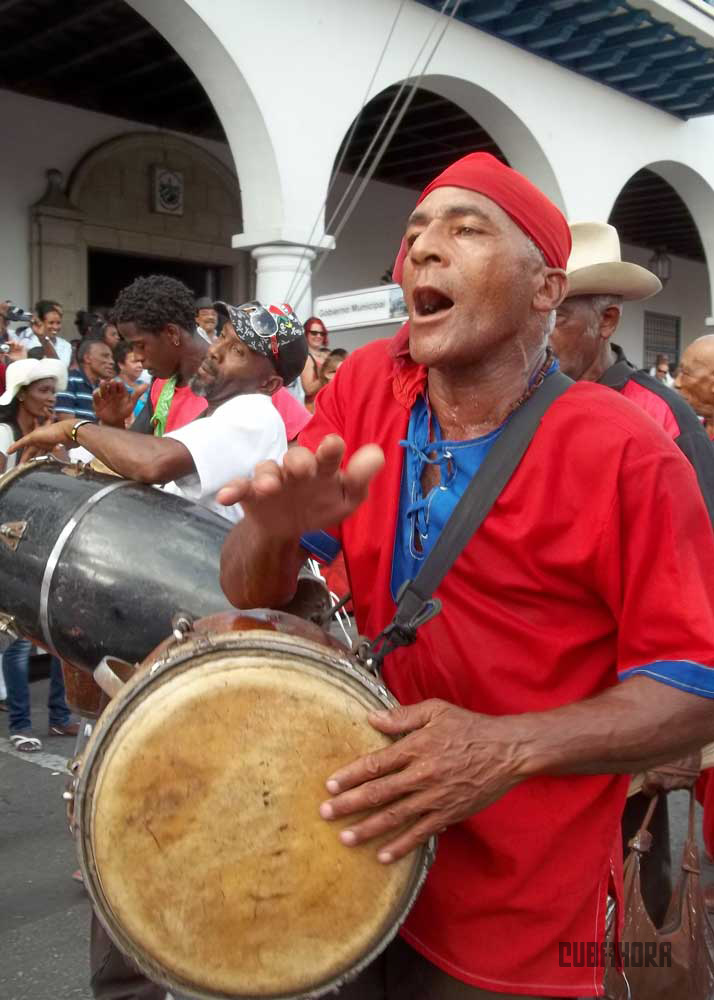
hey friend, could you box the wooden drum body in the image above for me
[72,612,435,999]
[0,457,233,671]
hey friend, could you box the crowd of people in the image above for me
[2,152,714,1000]
[0,284,351,751]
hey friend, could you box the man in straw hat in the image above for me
[551,221,714,523]
[220,154,714,999]
[551,222,714,928]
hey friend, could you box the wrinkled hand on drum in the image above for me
[320,698,524,863]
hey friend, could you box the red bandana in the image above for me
[392,153,571,284]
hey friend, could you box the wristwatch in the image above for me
[70,419,93,443]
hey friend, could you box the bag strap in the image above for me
[365,370,574,670]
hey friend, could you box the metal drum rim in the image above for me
[0,452,61,493]
[74,628,437,1000]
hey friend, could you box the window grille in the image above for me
[643,311,680,370]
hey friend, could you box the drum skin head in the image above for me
[83,640,426,999]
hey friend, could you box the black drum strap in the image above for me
[363,370,573,671]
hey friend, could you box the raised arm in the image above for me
[218,435,384,608]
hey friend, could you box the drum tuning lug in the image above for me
[0,612,20,638]
[0,520,27,552]
[171,612,194,642]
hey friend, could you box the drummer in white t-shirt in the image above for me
[9,301,309,524]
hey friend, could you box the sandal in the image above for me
[9,733,42,753]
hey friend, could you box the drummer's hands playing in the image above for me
[217,434,384,537]
[93,379,134,427]
[8,418,76,461]
[319,699,524,863]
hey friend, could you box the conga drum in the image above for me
[69,611,435,999]
[0,456,233,671]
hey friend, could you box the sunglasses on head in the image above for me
[242,303,278,339]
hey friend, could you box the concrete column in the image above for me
[31,170,86,318]
[233,233,335,318]
[251,244,316,316]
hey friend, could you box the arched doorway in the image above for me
[607,163,713,366]
[314,79,559,349]
[31,132,246,318]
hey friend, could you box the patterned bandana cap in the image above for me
[213,300,308,385]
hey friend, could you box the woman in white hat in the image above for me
[0,358,77,752]
[0,358,68,472]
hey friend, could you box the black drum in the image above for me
[0,457,233,671]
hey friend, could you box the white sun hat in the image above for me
[0,358,68,406]
[566,222,662,301]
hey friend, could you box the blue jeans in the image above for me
[1,640,70,734]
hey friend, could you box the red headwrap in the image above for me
[392,153,570,285]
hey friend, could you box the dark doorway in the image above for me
[88,249,226,312]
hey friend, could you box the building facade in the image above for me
[2,0,714,364]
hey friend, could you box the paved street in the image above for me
[1,678,91,1000]
[2,677,713,1000]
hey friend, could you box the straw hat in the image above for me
[0,358,68,406]
[566,222,662,301]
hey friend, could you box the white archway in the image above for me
[406,74,565,211]
[124,0,283,240]
[319,73,565,234]
[607,160,714,321]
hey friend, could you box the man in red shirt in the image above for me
[550,222,714,524]
[219,154,714,999]
[550,222,714,925]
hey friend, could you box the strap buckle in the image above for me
[356,581,442,676]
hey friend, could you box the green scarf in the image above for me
[150,376,177,437]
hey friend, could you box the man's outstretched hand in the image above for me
[93,380,134,427]
[217,434,384,539]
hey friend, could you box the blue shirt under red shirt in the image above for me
[299,326,714,998]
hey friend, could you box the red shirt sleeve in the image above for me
[595,441,714,693]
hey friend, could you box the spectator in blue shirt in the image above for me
[55,337,115,421]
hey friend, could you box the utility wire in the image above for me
[285,0,459,308]
[282,0,408,306]
[301,0,463,304]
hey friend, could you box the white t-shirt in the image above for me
[162,393,286,523]
[10,330,72,367]
[0,423,18,471]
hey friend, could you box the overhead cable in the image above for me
[285,0,461,308]
[305,0,464,298]
[281,0,408,306]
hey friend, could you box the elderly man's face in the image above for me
[550,297,601,380]
[401,187,558,369]
[675,345,714,417]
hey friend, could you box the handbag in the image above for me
[605,791,714,999]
